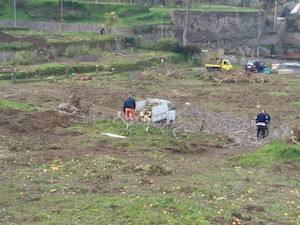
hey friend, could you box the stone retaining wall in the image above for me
[171,11,262,42]
[0,20,104,33]
[0,17,297,56]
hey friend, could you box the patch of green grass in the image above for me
[188,164,299,223]
[0,99,44,111]
[0,183,210,225]
[121,7,172,26]
[193,4,259,12]
[0,42,34,51]
[291,102,300,107]
[69,118,226,152]
[0,153,212,224]
[275,74,300,90]
[270,91,288,96]
[0,2,31,20]
[230,141,300,167]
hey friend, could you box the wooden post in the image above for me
[65,65,69,77]
[11,69,17,83]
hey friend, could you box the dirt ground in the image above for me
[0,69,300,225]
[0,72,299,168]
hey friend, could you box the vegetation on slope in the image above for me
[0,0,258,26]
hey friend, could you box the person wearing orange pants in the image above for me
[125,108,135,120]
[123,95,136,121]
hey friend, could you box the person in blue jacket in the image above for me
[123,95,136,121]
[255,109,269,139]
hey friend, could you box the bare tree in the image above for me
[251,0,289,57]
[183,0,191,46]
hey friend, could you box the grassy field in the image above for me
[0,111,299,224]
[0,58,299,225]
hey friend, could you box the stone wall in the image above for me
[0,16,297,56]
[283,32,300,49]
[171,10,262,42]
[0,20,104,33]
[170,10,287,56]
[0,19,168,39]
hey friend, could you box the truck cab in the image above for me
[220,60,232,71]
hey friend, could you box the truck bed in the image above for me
[204,63,221,68]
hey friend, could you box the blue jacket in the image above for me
[123,97,136,112]
[255,113,268,126]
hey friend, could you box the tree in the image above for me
[104,11,120,34]
[251,0,288,57]
[182,0,191,46]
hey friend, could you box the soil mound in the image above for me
[0,109,73,133]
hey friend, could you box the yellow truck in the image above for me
[205,59,232,71]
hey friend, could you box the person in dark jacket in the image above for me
[123,95,136,121]
[255,109,269,139]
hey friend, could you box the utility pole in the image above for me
[160,12,163,39]
[60,0,64,31]
[13,0,16,27]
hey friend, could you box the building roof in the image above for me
[291,3,299,14]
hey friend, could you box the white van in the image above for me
[135,98,176,124]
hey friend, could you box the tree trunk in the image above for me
[183,0,191,46]
[251,9,270,57]
[251,0,288,57]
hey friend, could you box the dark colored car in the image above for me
[245,60,266,73]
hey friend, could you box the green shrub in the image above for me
[0,26,28,31]
[279,147,300,160]
[28,2,58,20]
[156,38,180,52]
[9,51,38,66]
[120,36,141,48]
[180,44,201,57]
[0,2,4,17]
[117,5,149,18]
[16,0,28,9]
[63,45,91,58]
[64,1,87,11]
[0,42,33,51]
[140,39,156,50]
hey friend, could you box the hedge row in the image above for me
[0,53,184,80]
[0,26,28,31]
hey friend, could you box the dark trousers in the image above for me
[265,124,269,137]
[257,125,266,138]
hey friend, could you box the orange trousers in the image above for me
[125,108,135,120]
